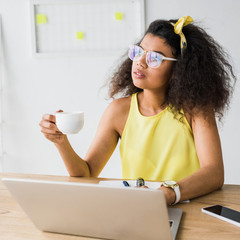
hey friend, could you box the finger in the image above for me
[41,127,61,135]
[39,120,62,133]
[42,114,56,123]
[135,186,149,189]
[44,132,63,138]
[39,120,58,130]
[55,109,63,114]
[43,134,61,143]
[44,133,65,141]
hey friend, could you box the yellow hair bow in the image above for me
[171,16,194,55]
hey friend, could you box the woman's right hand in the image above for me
[39,110,66,145]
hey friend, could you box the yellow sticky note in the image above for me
[76,32,84,40]
[36,14,47,24]
[115,12,123,20]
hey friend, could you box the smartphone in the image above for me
[202,205,240,227]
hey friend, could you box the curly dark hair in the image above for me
[108,19,236,120]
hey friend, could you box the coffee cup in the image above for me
[55,111,84,134]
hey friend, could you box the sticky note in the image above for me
[36,14,47,24]
[76,32,84,39]
[115,12,123,20]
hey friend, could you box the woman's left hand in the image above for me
[140,186,176,205]
[158,186,176,205]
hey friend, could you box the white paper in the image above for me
[99,180,162,189]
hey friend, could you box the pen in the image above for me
[136,177,145,187]
[123,181,130,187]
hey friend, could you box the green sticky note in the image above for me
[36,14,47,24]
[76,32,84,39]
[115,12,123,20]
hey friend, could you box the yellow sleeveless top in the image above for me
[120,93,200,182]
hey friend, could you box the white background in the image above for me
[0,0,239,184]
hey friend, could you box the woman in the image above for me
[39,16,235,205]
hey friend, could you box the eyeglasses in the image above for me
[128,45,177,68]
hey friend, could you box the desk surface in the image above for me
[0,173,240,240]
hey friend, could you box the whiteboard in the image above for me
[31,0,145,56]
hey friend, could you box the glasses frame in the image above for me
[128,45,177,68]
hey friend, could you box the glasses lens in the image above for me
[128,45,143,61]
[146,52,162,68]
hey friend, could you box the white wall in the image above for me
[0,0,239,184]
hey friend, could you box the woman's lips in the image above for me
[133,69,146,79]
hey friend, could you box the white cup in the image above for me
[55,111,84,134]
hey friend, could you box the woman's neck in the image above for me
[137,90,167,116]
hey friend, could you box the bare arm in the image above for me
[40,100,122,177]
[39,113,91,177]
[160,110,224,204]
[84,101,121,177]
[54,136,91,177]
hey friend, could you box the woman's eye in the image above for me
[151,58,158,63]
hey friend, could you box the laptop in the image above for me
[2,177,182,240]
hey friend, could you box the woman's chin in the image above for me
[132,79,145,89]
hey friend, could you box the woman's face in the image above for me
[131,33,175,93]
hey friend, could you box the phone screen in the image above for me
[203,205,240,223]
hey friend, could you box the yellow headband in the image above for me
[171,16,193,55]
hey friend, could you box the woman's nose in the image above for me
[136,53,147,68]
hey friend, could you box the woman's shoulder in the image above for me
[183,106,216,130]
[108,96,132,116]
[186,107,217,131]
[106,96,132,136]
